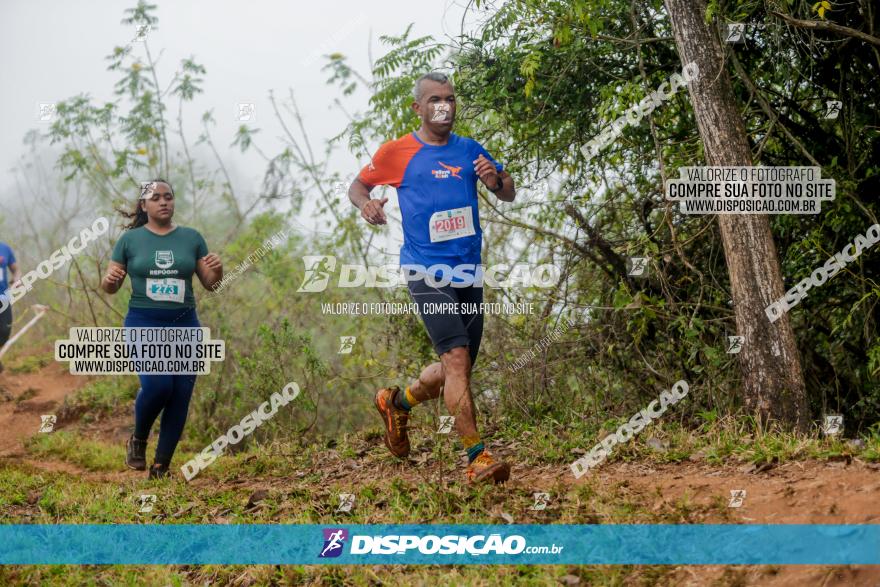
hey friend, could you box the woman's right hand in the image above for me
[102,265,127,291]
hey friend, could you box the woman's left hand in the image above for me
[202,253,222,270]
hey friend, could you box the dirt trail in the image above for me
[0,360,89,458]
[608,461,880,585]
[0,360,131,484]
[618,459,880,523]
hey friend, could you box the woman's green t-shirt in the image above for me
[111,226,209,309]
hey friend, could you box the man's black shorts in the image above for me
[406,277,483,365]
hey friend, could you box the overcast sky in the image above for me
[0,0,479,212]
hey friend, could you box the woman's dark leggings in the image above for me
[124,306,199,466]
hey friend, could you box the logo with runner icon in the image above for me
[298,256,337,293]
[155,250,174,269]
[319,528,349,558]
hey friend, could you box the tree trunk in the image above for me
[664,0,809,430]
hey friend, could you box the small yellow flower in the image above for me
[136,147,147,155]
[132,62,142,72]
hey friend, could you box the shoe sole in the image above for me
[470,462,511,484]
[374,390,410,459]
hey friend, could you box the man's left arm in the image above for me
[474,154,515,202]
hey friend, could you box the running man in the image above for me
[0,241,21,371]
[347,72,516,484]
[101,180,223,479]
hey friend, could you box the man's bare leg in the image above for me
[438,347,478,439]
[399,350,478,437]
[391,346,509,483]
[439,346,509,482]
[408,362,444,402]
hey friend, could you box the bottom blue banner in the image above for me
[1,524,877,565]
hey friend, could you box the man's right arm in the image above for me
[349,178,388,225]
[351,141,400,226]
[348,178,372,210]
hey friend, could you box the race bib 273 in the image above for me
[146,278,185,303]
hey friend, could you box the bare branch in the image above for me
[771,11,880,48]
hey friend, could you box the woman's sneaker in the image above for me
[125,436,147,471]
[466,451,511,484]
[148,462,170,479]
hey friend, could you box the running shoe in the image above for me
[125,435,147,471]
[466,451,510,484]
[374,387,410,458]
[148,462,170,479]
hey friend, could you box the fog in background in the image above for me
[0,0,476,243]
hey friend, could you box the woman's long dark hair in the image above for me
[118,179,174,230]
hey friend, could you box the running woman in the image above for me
[101,180,222,479]
[0,241,21,372]
[347,72,516,484]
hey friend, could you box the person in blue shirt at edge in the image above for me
[347,72,517,484]
[0,241,22,372]
[101,180,223,479]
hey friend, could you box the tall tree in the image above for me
[664,0,809,430]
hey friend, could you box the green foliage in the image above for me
[338,0,879,429]
[326,24,446,157]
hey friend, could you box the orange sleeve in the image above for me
[358,135,421,188]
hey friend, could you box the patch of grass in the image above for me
[15,388,38,404]
[8,352,53,374]
[860,425,880,460]
[0,563,664,587]
[0,566,193,587]
[498,413,880,472]
[57,377,138,422]
[24,431,121,472]
[0,466,44,510]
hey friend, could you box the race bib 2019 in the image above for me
[429,206,476,243]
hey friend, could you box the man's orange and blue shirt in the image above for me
[358,132,503,281]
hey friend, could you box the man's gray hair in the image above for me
[413,72,453,101]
